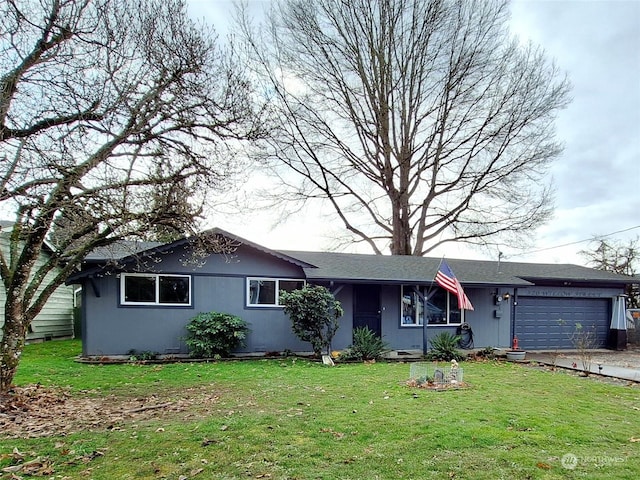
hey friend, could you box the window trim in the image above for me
[246,277,306,307]
[120,273,192,306]
[399,285,464,327]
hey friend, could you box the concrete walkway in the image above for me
[527,352,640,382]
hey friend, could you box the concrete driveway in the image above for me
[527,347,640,382]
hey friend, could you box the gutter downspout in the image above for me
[511,288,518,348]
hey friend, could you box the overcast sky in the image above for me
[189,0,639,265]
[506,0,640,264]
[6,0,634,266]
[1,1,635,267]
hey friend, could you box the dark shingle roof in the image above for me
[83,241,164,261]
[82,228,313,268]
[71,226,635,287]
[280,251,523,286]
[70,228,315,282]
[282,250,633,286]
[487,261,632,283]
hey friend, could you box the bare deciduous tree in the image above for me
[0,0,263,393]
[580,236,639,308]
[239,0,571,255]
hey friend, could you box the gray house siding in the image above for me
[381,285,417,349]
[463,287,513,349]
[125,244,304,277]
[370,285,513,351]
[80,243,318,356]
[74,230,633,356]
[81,273,194,356]
[327,284,354,352]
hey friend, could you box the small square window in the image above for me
[124,275,156,303]
[159,276,190,304]
[280,280,305,294]
[249,279,276,305]
[247,278,305,306]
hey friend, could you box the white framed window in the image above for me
[400,285,463,327]
[247,277,305,307]
[121,273,191,306]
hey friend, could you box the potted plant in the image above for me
[505,336,526,361]
[506,350,526,361]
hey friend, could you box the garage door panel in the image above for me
[515,297,609,350]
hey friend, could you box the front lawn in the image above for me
[1,340,639,479]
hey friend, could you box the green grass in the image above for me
[2,339,639,479]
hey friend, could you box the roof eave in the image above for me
[302,275,533,287]
[518,276,633,286]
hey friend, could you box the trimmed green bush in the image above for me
[185,312,249,358]
[338,326,389,361]
[426,331,465,361]
[280,284,343,356]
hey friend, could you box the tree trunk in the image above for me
[390,204,412,255]
[0,300,28,393]
[389,165,412,255]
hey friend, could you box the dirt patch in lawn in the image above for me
[0,384,222,439]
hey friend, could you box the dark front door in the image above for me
[353,284,381,337]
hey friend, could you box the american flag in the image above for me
[435,260,474,311]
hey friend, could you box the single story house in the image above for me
[68,228,633,357]
[0,221,75,341]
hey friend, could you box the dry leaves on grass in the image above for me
[0,449,55,476]
[0,384,221,439]
[0,447,104,477]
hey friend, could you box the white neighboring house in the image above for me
[0,221,75,341]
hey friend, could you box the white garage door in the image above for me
[514,297,610,350]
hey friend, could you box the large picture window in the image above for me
[247,278,305,306]
[121,273,191,306]
[400,285,463,326]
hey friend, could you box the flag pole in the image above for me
[422,285,428,356]
[422,301,428,356]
